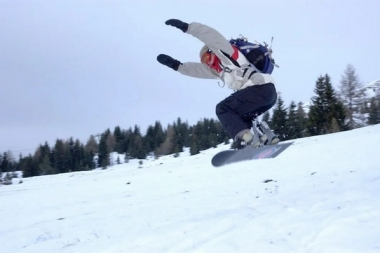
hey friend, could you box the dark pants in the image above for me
[216,83,277,138]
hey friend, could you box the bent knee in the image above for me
[215,102,226,116]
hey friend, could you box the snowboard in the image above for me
[211,142,293,167]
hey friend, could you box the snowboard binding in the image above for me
[251,120,280,147]
[234,120,279,150]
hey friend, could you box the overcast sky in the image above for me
[1,0,379,156]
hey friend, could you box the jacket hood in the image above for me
[199,44,209,59]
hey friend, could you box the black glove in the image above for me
[157,54,181,71]
[165,19,189,33]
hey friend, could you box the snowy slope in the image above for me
[1,124,380,253]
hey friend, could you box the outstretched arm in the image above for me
[185,22,234,57]
[165,19,236,64]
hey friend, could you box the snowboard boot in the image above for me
[251,122,264,146]
[257,121,280,145]
[235,129,261,149]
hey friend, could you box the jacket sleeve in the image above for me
[177,62,218,79]
[186,22,234,58]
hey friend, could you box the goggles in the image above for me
[201,50,215,66]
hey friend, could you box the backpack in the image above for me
[229,36,278,74]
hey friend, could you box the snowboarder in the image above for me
[157,19,279,148]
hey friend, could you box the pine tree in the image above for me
[215,120,229,145]
[128,125,146,159]
[123,128,133,155]
[85,135,98,154]
[308,74,347,135]
[207,119,219,148]
[98,134,109,168]
[39,154,55,175]
[285,101,303,140]
[153,121,165,148]
[71,139,82,171]
[20,155,40,177]
[338,64,366,129]
[113,126,125,153]
[151,122,165,158]
[67,138,75,171]
[131,135,146,159]
[271,96,288,140]
[53,139,70,173]
[0,152,11,173]
[33,142,54,174]
[175,117,190,148]
[34,142,50,161]
[325,76,347,132]
[189,134,200,155]
[297,102,309,137]
[144,125,156,153]
[83,147,96,170]
[171,119,184,155]
[106,134,116,153]
[308,76,327,135]
[197,120,207,150]
[83,135,98,169]
[156,124,174,156]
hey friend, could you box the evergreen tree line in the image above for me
[264,70,380,141]
[1,65,379,178]
[0,118,229,177]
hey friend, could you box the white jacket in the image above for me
[177,22,275,90]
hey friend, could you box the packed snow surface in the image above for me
[1,124,380,253]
